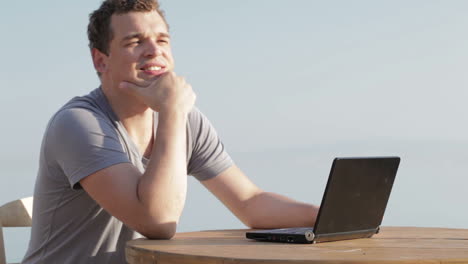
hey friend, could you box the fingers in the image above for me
[118,72,195,113]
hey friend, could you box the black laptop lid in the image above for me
[313,157,400,235]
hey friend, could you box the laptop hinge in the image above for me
[313,227,380,243]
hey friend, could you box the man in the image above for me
[22,0,319,263]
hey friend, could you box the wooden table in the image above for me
[126,226,468,264]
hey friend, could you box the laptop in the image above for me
[246,156,400,244]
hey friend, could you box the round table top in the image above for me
[126,226,468,264]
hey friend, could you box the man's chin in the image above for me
[135,74,166,86]
[122,79,154,88]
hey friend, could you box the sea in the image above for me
[1,140,467,262]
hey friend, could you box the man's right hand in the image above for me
[119,72,196,114]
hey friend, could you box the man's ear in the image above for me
[91,48,108,74]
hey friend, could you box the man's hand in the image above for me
[119,72,196,114]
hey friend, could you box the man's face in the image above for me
[100,11,174,87]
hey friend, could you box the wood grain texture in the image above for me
[126,227,468,264]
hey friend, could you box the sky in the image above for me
[1,1,468,262]
[1,1,467,158]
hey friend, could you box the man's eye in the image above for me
[127,40,141,46]
[158,39,169,44]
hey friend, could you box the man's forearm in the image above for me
[244,192,319,229]
[137,110,188,225]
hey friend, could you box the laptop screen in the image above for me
[313,157,400,235]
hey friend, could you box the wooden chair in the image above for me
[0,197,33,264]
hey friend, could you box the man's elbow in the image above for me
[140,222,177,239]
[241,194,268,229]
[243,218,264,229]
[239,212,264,229]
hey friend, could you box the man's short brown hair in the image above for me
[87,0,168,55]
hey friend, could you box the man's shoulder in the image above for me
[38,90,127,180]
[50,88,112,125]
[44,88,117,143]
[59,88,110,116]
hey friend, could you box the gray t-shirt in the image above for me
[22,88,233,264]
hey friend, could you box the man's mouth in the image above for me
[140,64,166,76]
[142,66,162,71]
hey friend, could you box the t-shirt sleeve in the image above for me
[187,108,233,181]
[46,107,131,189]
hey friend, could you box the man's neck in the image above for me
[101,83,154,154]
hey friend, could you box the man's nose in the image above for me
[144,41,163,58]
